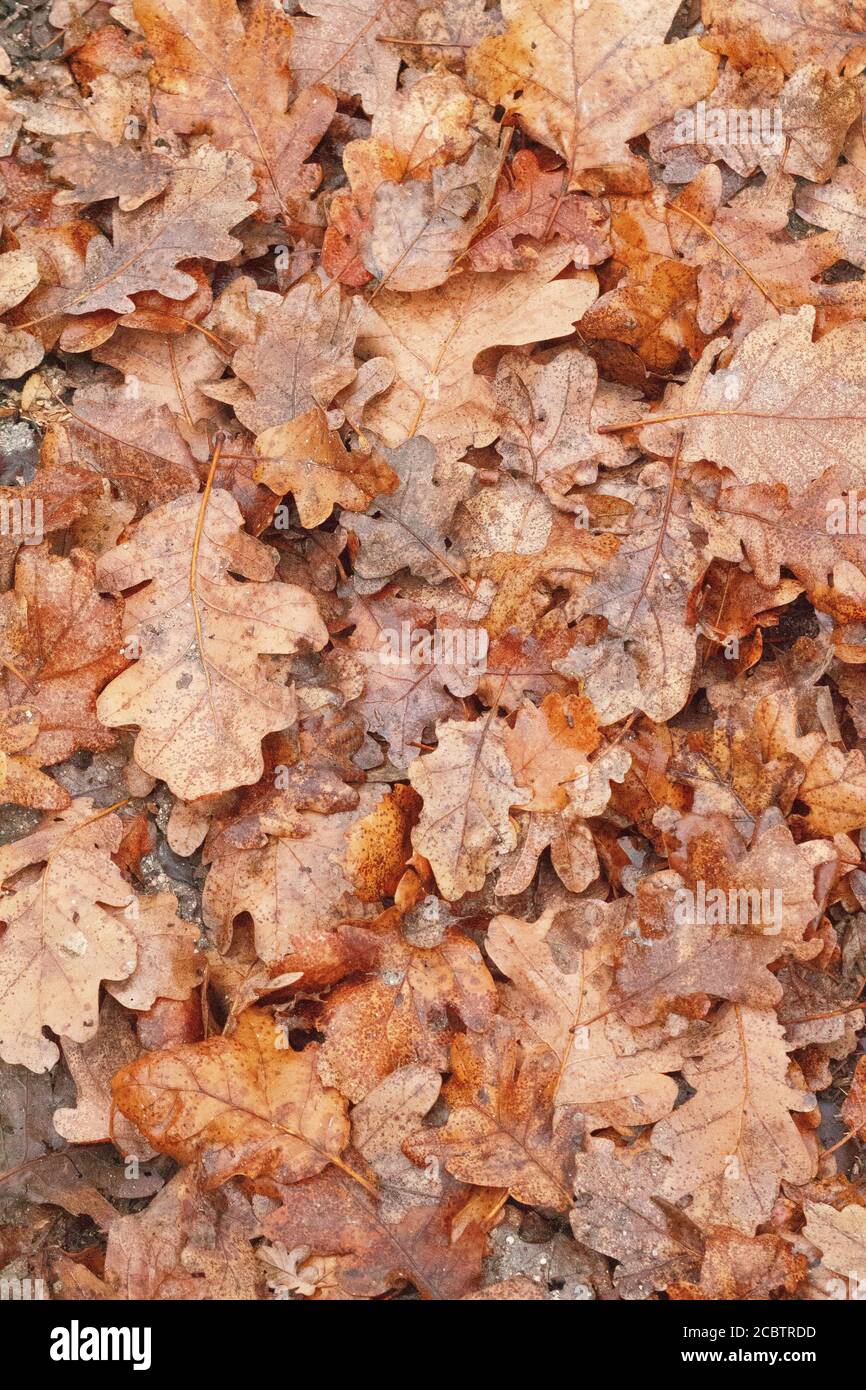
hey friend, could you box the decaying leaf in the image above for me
[135,0,336,220]
[652,1004,815,1233]
[112,1007,349,1187]
[409,716,528,899]
[640,307,866,499]
[0,800,137,1072]
[467,0,718,188]
[355,242,598,459]
[95,489,328,798]
[60,144,256,317]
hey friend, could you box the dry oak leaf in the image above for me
[796,147,866,269]
[0,545,125,768]
[648,64,784,182]
[341,436,474,591]
[112,1007,350,1187]
[254,406,398,529]
[53,995,146,1150]
[44,386,201,511]
[106,890,200,1011]
[606,718,689,846]
[777,960,864,1073]
[771,62,860,180]
[405,1019,583,1210]
[95,488,328,800]
[105,1167,263,1300]
[261,1163,486,1299]
[134,0,336,221]
[752,692,866,835]
[92,327,226,450]
[654,62,857,184]
[342,69,489,201]
[639,307,866,500]
[355,241,598,461]
[343,782,421,901]
[470,506,617,643]
[570,1138,703,1299]
[475,618,583,712]
[557,468,708,725]
[495,804,598,897]
[0,798,137,1073]
[503,692,599,813]
[362,153,495,292]
[701,0,866,76]
[661,714,802,837]
[342,594,469,769]
[12,23,149,142]
[409,714,528,899]
[51,136,171,211]
[317,911,497,1101]
[408,0,504,70]
[58,143,256,317]
[0,248,44,378]
[0,708,70,813]
[262,708,368,816]
[0,1060,117,1228]
[493,348,627,503]
[467,148,612,273]
[456,469,557,573]
[713,467,866,613]
[579,244,708,375]
[290,0,419,115]
[325,70,498,287]
[803,1201,866,1286]
[487,903,683,1130]
[666,1227,807,1300]
[202,789,386,972]
[669,167,859,346]
[617,816,822,1024]
[651,1004,815,1234]
[0,467,102,591]
[348,1063,444,1222]
[698,562,803,656]
[112,261,216,338]
[467,0,718,189]
[204,275,364,435]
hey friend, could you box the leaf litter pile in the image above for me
[3,0,866,1305]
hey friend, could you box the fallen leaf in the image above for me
[112,1007,350,1186]
[640,307,866,499]
[652,1004,815,1233]
[59,144,255,317]
[105,1167,263,1299]
[409,715,528,898]
[405,1019,582,1209]
[51,136,171,211]
[355,241,598,459]
[255,407,398,528]
[487,902,683,1127]
[95,488,328,798]
[0,799,137,1072]
[667,1227,807,1300]
[134,0,336,221]
[467,0,718,189]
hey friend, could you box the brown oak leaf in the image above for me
[134,0,336,222]
[95,488,328,799]
[0,799,137,1072]
[112,1007,350,1187]
[467,0,718,190]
